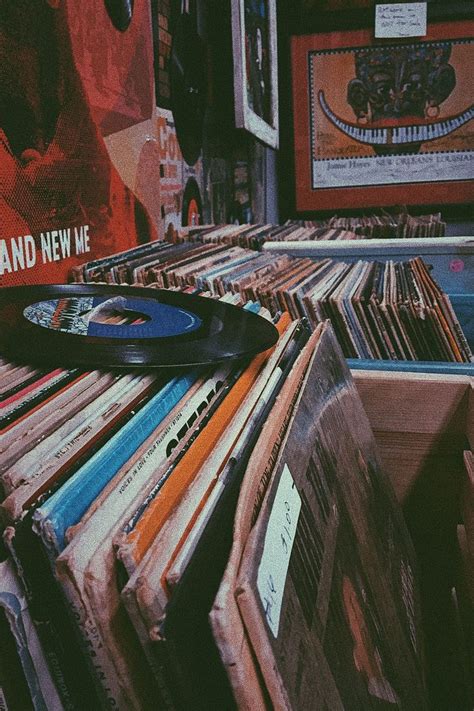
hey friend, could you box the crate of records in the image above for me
[0,234,472,710]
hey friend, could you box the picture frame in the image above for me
[231,0,279,149]
[291,20,474,211]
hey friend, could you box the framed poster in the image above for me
[232,0,279,148]
[292,21,474,211]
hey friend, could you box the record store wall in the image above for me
[0,0,279,288]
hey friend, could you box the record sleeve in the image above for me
[210,327,324,710]
[234,324,428,710]
[32,371,200,556]
[0,374,161,524]
[127,321,313,711]
[1,373,157,497]
[121,318,301,639]
[1,368,69,418]
[166,322,311,588]
[0,558,63,711]
[70,238,472,365]
[1,372,117,475]
[4,518,101,710]
[0,368,81,432]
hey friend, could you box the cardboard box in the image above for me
[355,370,473,709]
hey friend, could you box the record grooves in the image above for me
[0,284,279,368]
[170,10,207,166]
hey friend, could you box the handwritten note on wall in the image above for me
[375,3,427,38]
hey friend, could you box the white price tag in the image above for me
[257,464,301,637]
[375,3,427,38]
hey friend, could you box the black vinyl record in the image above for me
[0,284,279,368]
[104,0,134,32]
[170,11,207,166]
[182,177,203,226]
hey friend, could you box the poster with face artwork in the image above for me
[291,21,473,211]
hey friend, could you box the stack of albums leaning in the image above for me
[1,310,430,709]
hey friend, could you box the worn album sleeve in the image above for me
[0,558,63,711]
[234,323,429,710]
[210,327,324,709]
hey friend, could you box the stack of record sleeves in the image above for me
[73,240,472,363]
[160,213,445,249]
[318,211,446,239]
[0,295,430,709]
[162,223,359,250]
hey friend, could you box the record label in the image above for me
[23,296,202,340]
[0,284,279,368]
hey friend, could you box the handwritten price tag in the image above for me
[375,3,427,38]
[257,464,301,637]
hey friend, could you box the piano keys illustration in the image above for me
[319,90,474,151]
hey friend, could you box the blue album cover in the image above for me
[33,370,201,555]
[245,301,262,314]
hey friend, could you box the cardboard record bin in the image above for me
[354,368,473,709]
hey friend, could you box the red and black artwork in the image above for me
[0,0,157,287]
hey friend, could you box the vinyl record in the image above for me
[0,284,279,368]
[182,177,203,226]
[170,11,207,166]
[104,0,134,32]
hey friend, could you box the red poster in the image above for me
[0,0,157,287]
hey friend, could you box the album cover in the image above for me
[71,237,472,366]
[209,326,323,709]
[1,373,156,496]
[62,375,204,541]
[1,373,160,525]
[1,372,118,477]
[0,366,83,432]
[1,368,207,708]
[4,515,101,710]
[0,0,217,287]
[0,0,160,287]
[115,313,291,578]
[133,321,314,711]
[54,379,203,706]
[166,322,310,591]
[231,0,279,148]
[0,558,63,711]
[32,371,199,557]
[233,324,428,709]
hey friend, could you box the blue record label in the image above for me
[23,296,202,339]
